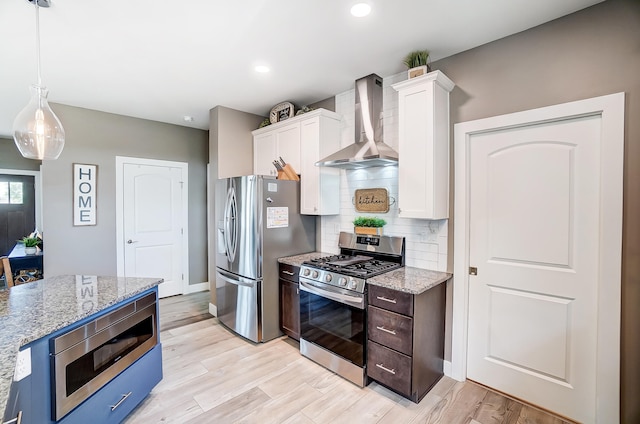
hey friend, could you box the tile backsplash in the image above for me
[319,72,449,272]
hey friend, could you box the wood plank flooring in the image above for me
[158,290,211,332]
[124,292,573,424]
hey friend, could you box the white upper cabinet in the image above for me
[392,71,455,220]
[253,122,301,177]
[299,111,341,215]
[252,109,342,215]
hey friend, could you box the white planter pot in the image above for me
[408,65,429,79]
[24,247,37,255]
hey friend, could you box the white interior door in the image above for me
[117,158,188,298]
[453,93,625,424]
[467,116,601,422]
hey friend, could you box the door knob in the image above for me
[127,239,138,244]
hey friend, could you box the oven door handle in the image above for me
[299,279,365,309]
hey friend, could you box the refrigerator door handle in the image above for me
[223,186,238,262]
[216,269,257,288]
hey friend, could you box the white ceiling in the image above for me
[0,0,603,138]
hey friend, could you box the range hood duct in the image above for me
[316,74,398,169]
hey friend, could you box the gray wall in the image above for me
[41,104,209,286]
[0,137,40,171]
[211,106,263,179]
[430,0,639,421]
[208,106,265,307]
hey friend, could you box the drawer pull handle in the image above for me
[377,296,397,304]
[282,270,295,276]
[376,325,397,335]
[4,411,22,424]
[375,363,396,375]
[110,392,132,411]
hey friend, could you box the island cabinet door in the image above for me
[3,373,31,424]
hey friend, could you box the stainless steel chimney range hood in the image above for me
[316,74,398,169]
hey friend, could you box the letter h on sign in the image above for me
[73,164,97,226]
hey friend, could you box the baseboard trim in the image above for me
[183,281,210,294]
[209,302,217,317]
[444,360,462,381]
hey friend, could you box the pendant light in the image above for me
[13,0,65,160]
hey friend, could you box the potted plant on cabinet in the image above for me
[20,236,41,255]
[403,49,430,79]
[353,216,386,236]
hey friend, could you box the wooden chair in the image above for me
[0,256,14,288]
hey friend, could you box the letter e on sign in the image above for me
[73,164,97,226]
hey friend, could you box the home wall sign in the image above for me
[73,163,97,226]
[354,188,389,213]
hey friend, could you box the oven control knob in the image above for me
[325,274,332,282]
[303,268,310,277]
[338,277,347,286]
[349,280,358,289]
[312,270,319,278]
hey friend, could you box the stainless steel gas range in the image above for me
[298,231,406,387]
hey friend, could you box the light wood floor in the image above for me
[158,290,212,332]
[124,292,572,424]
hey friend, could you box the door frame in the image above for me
[451,93,624,422]
[115,156,190,293]
[0,168,42,233]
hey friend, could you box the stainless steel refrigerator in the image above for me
[215,175,316,343]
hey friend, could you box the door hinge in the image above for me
[181,228,184,235]
[182,273,184,281]
[469,267,478,276]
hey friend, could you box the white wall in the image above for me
[320,72,448,272]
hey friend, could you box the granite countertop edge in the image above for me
[17,282,160,347]
[278,252,452,295]
[0,275,162,420]
[367,267,451,295]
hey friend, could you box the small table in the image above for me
[8,243,43,279]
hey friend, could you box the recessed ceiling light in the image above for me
[350,3,371,17]
[255,65,270,73]
[183,116,194,122]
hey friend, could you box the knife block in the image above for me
[277,164,300,181]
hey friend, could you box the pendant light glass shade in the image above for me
[13,0,64,161]
[13,84,65,160]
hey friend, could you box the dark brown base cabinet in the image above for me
[279,263,300,340]
[367,282,447,403]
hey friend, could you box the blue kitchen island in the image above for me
[0,275,163,424]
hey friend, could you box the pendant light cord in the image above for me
[35,0,42,86]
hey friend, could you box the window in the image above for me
[0,182,23,204]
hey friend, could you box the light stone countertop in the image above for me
[0,275,162,420]
[367,267,451,295]
[278,252,451,295]
[277,251,334,267]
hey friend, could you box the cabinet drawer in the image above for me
[368,306,413,356]
[367,341,412,397]
[279,263,299,283]
[59,344,162,423]
[368,285,413,316]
